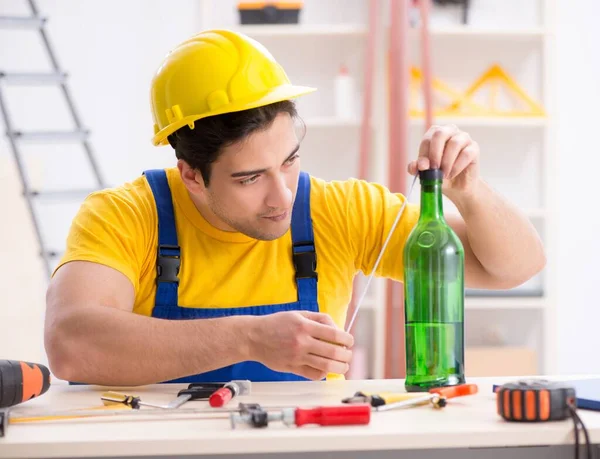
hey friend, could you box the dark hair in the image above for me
[167,100,299,186]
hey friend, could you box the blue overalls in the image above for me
[144,169,320,383]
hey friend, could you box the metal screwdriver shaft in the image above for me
[346,174,419,333]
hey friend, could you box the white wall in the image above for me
[0,0,598,375]
[0,0,203,363]
[554,0,600,374]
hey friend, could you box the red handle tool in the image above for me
[293,404,371,427]
[230,403,372,428]
[429,383,478,399]
[209,381,251,408]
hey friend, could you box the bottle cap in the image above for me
[419,168,444,181]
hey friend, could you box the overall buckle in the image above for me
[292,242,318,280]
[157,244,180,284]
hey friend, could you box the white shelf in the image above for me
[465,296,546,310]
[410,26,546,40]
[236,24,366,37]
[409,117,547,128]
[236,25,545,39]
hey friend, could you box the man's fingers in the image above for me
[449,144,478,180]
[428,125,458,169]
[417,157,430,171]
[299,311,337,327]
[303,354,349,376]
[308,336,353,364]
[440,132,471,178]
[307,321,354,348]
[408,161,419,175]
[294,365,328,381]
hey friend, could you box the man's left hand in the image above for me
[408,124,480,197]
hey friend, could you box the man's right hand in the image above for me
[247,311,354,380]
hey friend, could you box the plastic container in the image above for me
[334,64,356,120]
[237,1,303,25]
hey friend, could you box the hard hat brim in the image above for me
[152,84,317,146]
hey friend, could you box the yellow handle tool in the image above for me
[342,391,426,408]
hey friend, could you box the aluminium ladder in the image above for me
[0,0,106,279]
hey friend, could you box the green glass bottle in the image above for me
[403,168,465,392]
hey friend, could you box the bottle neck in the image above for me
[419,180,444,220]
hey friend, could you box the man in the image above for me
[44,30,545,386]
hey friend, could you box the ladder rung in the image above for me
[0,72,67,85]
[10,130,89,142]
[28,188,97,200]
[0,16,46,29]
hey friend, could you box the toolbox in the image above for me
[237,1,303,25]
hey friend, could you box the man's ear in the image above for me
[177,160,206,194]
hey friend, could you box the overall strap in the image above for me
[291,171,318,305]
[144,169,180,308]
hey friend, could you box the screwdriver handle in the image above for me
[210,387,233,408]
[429,383,478,399]
[294,404,371,427]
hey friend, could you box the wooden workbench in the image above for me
[1,376,599,459]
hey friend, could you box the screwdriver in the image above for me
[230,403,371,428]
[0,359,51,408]
[101,391,170,410]
[165,383,229,409]
[102,384,229,410]
[375,392,445,411]
[343,391,426,408]
[209,380,252,408]
[375,383,479,412]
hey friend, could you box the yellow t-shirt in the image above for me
[56,168,419,367]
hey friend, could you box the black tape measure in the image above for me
[496,380,576,422]
[496,380,590,459]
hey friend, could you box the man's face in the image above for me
[199,113,301,241]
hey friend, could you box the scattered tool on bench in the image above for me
[494,380,591,459]
[342,391,427,408]
[0,359,51,409]
[167,381,251,409]
[8,404,240,425]
[167,383,221,409]
[209,381,251,407]
[0,359,52,437]
[230,403,372,429]
[343,383,478,411]
[101,391,170,410]
[8,401,346,428]
[99,381,251,410]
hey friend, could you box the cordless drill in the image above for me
[0,360,51,408]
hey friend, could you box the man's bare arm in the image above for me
[45,262,354,385]
[447,179,546,290]
[408,124,546,291]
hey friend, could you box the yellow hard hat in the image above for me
[150,29,317,146]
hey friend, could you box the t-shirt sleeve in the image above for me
[317,178,420,282]
[52,186,155,292]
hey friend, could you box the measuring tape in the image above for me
[495,380,576,422]
[496,380,591,459]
